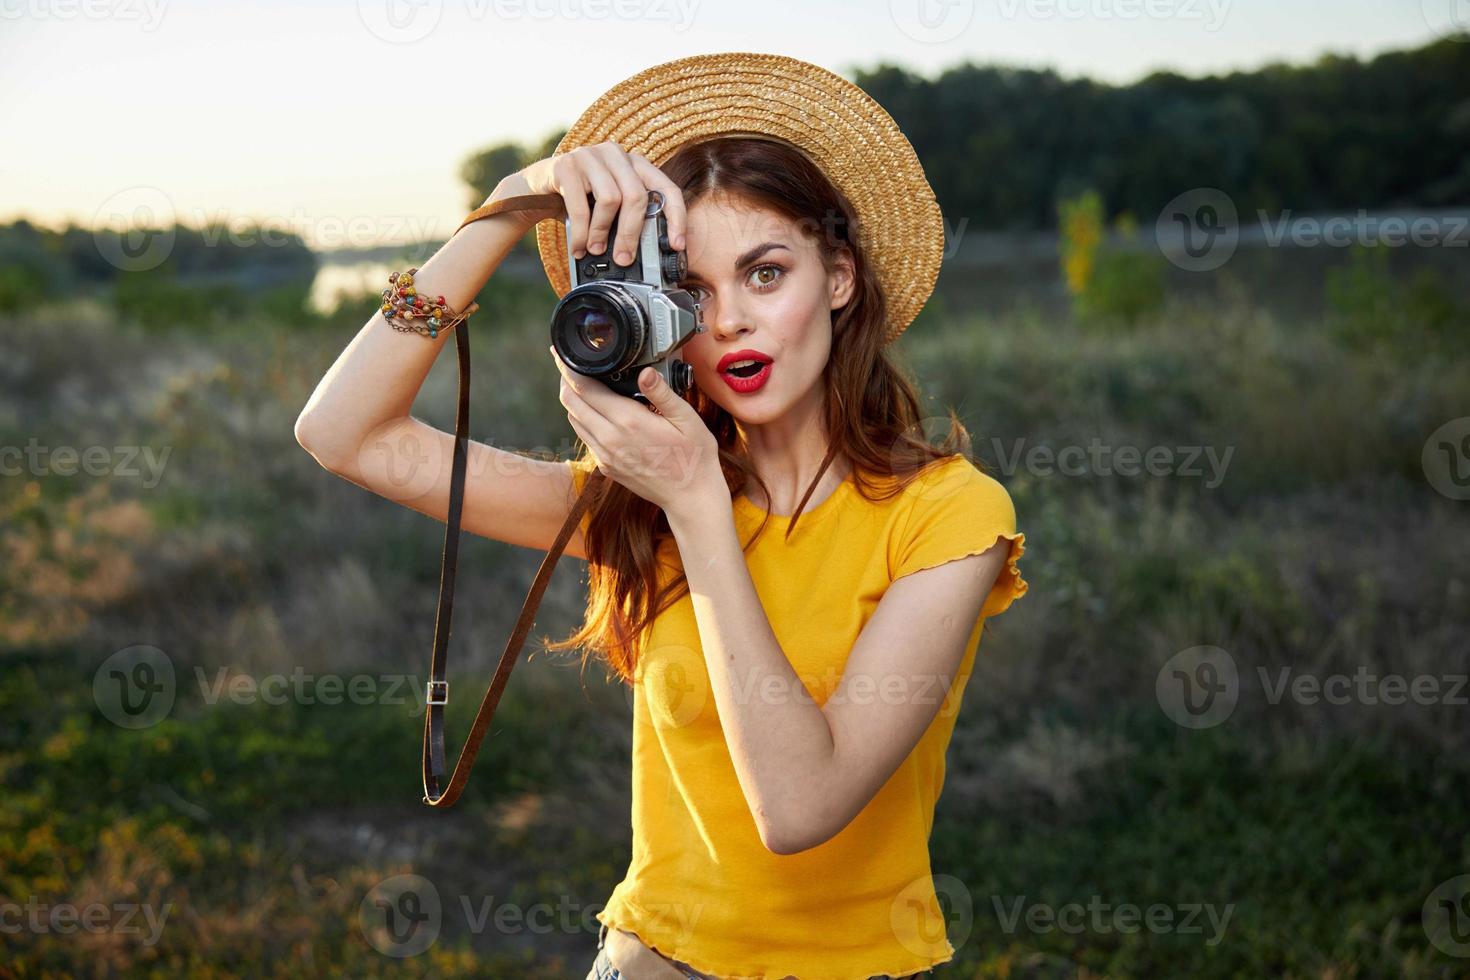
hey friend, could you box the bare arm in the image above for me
[294,146,687,559]
[293,172,547,466]
[293,171,592,555]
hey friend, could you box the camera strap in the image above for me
[420,191,598,809]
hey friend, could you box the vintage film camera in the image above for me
[549,189,704,405]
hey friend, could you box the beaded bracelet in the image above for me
[379,268,478,339]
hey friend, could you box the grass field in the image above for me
[3,245,1468,977]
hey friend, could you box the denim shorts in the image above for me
[584,920,932,980]
[585,920,705,980]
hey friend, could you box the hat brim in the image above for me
[533,52,945,346]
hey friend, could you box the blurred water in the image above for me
[310,209,1470,320]
[308,260,395,315]
[310,252,549,315]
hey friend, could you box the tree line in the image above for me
[1,33,1463,308]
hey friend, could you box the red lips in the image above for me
[717,348,774,394]
[717,348,774,373]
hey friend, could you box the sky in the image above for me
[0,0,1457,249]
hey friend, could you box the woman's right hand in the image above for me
[509,141,687,266]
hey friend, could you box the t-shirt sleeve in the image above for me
[890,457,1028,619]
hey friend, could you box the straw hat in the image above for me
[533,52,946,346]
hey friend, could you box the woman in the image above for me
[296,53,1026,980]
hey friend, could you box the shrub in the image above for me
[1058,193,1167,327]
[1325,244,1464,352]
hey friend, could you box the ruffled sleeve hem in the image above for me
[896,529,1028,619]
[984,530,1028,618]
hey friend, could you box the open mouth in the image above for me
[717,350,774,393]
[724,360,766,378]
[718,357,773,393]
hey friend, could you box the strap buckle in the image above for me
[426,680,449,706]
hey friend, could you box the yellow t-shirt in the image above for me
[566,452,1027,980]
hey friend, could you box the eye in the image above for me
[682,264,785,301]
[748,264,784,290]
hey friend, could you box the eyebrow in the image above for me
[682,241,790,284]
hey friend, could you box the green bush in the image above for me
[112,268,249,328]
[1077,246,1167,325]
[0,239,72,312]
[1058,197,1168,327]
[1325,244,1464,351]
[0,264,31,313]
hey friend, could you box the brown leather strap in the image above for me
[455,192,564,235]
[421,189,597,808]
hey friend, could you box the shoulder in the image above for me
[886,455,1027,612]
[896,454,1017,533]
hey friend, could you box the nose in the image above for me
[706,293,753,343]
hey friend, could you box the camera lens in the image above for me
[550,283,646,375]
[573,306,615,350]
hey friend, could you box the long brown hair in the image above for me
[545,136,970,685]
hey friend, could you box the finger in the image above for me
[636,366,693,424]
[564,413,607,468]
[578,151,623,258]
[597,144,650,267]
[554,155,592,260]
[560,373,618,447]
[549,346,623,434]
[552,344,642,422]
[629,152,686,251]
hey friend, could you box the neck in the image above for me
[735,384,848,513]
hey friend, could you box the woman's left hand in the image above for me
[551,346,723,520]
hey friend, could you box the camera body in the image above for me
[549,190,704,405]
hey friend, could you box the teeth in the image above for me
[726,359,763,371]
